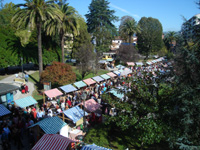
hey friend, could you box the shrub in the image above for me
[40,61,76,87]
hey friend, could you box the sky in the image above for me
[3,0,200,32]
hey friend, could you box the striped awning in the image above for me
[0,104,11,117]
[32,134,74,150]
[92,76,104,82]
[30,116,66,134]
[127,62,135,66]
[107,72,117,78]
[60,84,77,93]
[109,89,124,99]
[83,78,96,86]
[14,96,37,108]
[44,88,63,98]
[63,106,88,124]
[81,143,112,150]
[74,81,87,89]
[100,74,110,80]
[79,99,101,113]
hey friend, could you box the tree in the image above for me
[101,71,169,149]
[12,0,61,77]
[119,16,140,44]
[137,17,163,58]
[40,61,76,87]
[85,0,118,53]
[45,0,79,63]
[72,15,91,58]
[117,44,139,63]
[76,42,95,79]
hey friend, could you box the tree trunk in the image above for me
[60,30,65,63]
[37,21,43,77]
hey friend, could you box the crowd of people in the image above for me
[0,60,171,149]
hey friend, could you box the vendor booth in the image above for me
[92,76,104,83]
[60,84,77,94]
[83,78,96,86]
[113,70,120,76]
[79,99,101,113]
[81,143,112,150]
[0,104,11,117]
[127,62,135,66]
[100,74,110,80]
[30,116,67,134]
[120,68,132,76]
[107,72,117,78]
[74,81,87,89]
[43,88,63,104]
[32,134,74,150]
[14,96,37,108]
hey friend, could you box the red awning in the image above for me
[83,78,96,86]
[44,88,63,98]
[107,72,117,78]
[32,134,74,150]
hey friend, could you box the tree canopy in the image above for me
[137,17,163,58]
[85,0,118,53]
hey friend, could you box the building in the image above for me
[181,14,200,40]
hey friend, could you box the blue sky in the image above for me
[3,0,200,32]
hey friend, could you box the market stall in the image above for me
[59,84,77,94]
[92,76,104,83]
[43,88,63,104]
[14,96,38,108]
[74,81,87,89]
[30,116,67,134]
[126,62,135,66]
[32,134,74,150]
[81,143,112,150]
[0,104,11,117]
[120,68,132,76]
[100,74,110,80]
[113,70,121,76]
[107,72,117,78]
[79,99,101,113]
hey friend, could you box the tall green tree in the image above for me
[137,17,163,58]
[119,15,140,44]
[45,0,79,63]
[12,0,61,77]
[85,0,118,53]
[164,31,178,51]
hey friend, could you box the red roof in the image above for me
[44,88,63,98]
[107,72,117,78]
[32,134,74,150]
[83,78,96,86]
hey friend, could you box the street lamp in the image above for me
[21,57,24,78]
[81,92,87,130]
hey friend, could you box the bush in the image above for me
[40,61,76,87]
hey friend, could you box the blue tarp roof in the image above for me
[74,81,87,89]
[81,143,112,150]
[30,116,66,134]
[92,76,104,82]
[0,104,11,117]
[60,84,77,93]
[63,106,88,124]
[100,74,110,80]
[14,96,37,108]
[109,89,124,99]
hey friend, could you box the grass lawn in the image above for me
[0,74,10,81]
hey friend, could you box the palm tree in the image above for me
[12,0,61,77]
[119,17,140,44]
[45,1,79,63]
[164,31,177,52]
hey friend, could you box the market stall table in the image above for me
[43,88,63,104]
[60,84,77,94]
[81,143,112,150]
[69,129,83,139]
[92,76,104,83]
[100,74,110,80]
[83,78,96,86]
[0,104,11,117]
[74,81,87,89]
[107,72,117,78]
